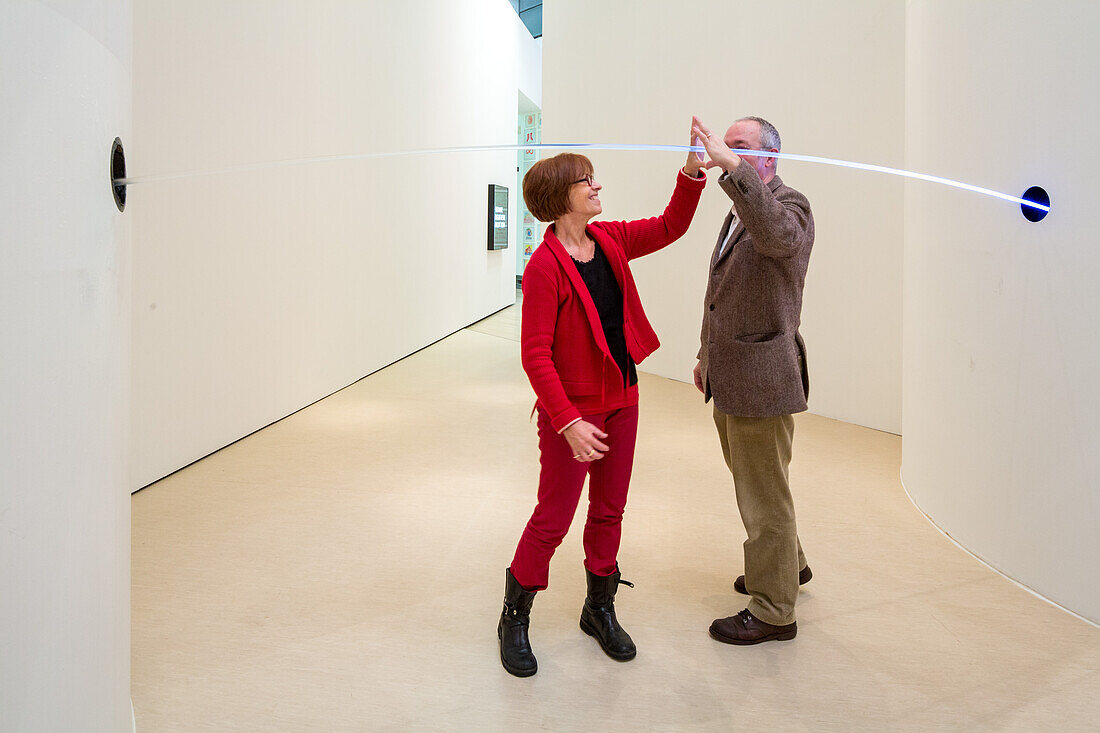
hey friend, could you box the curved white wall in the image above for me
[903,0,1100,623]
[543,0,905,434]
[0,1,132,729]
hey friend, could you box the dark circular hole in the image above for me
[111,137,126,212]
[1021,185,1049,222]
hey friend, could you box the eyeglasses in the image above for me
[572,174,597,187]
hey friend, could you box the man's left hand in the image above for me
[692,116,742,173]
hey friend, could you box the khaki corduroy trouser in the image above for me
[712,407,806,626]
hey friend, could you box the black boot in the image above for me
[498,568,537,677]
[580,566,636,661]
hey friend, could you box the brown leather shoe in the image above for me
[734,565,812,596]
[710,609,797,645]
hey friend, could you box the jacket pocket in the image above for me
[710,335,808,416]
[735,330,782,344]
[725,337,803,401]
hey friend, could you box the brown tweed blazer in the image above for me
[697,164,814,417]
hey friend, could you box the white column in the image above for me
[0,1,132,729]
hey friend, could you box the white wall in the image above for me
[518,35,543,110]
[131,0,540,488]
[0,1,132,729]
[903,0,1100,623]
[542,0,905,433]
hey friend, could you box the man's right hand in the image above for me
[693,361,705,394]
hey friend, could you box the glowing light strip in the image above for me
[722,148,1051,212]
[113,143,1050,213]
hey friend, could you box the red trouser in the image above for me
[509,404,640,591]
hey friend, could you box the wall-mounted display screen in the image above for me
[488,184,509,250]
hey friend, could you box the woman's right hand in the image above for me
[562,420,610,462]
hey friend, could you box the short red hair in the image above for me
[522,153,594,222]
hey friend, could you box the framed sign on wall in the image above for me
[487,184,509,250]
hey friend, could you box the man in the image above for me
[691,115,814,645]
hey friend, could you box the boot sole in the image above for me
[579,617,637,661]
[498,625,537,677]
[708,625,797,645]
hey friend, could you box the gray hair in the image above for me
[737,116,781,153]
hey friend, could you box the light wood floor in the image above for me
[132,301,1100,731]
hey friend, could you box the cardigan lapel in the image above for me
[542,225,614,359]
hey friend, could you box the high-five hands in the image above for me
[691,116,742,173]
[683,117,706,178]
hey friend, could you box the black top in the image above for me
[571,243,638,388]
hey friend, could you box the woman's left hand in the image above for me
[684,117,706,178]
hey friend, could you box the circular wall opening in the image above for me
[1021,185,1049,222]
[111,137,126,212]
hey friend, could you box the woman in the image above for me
[498,126,707,677]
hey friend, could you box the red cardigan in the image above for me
[521,169,706,432]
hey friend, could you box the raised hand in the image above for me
[692,116,742,172]
[684,118,705,178]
